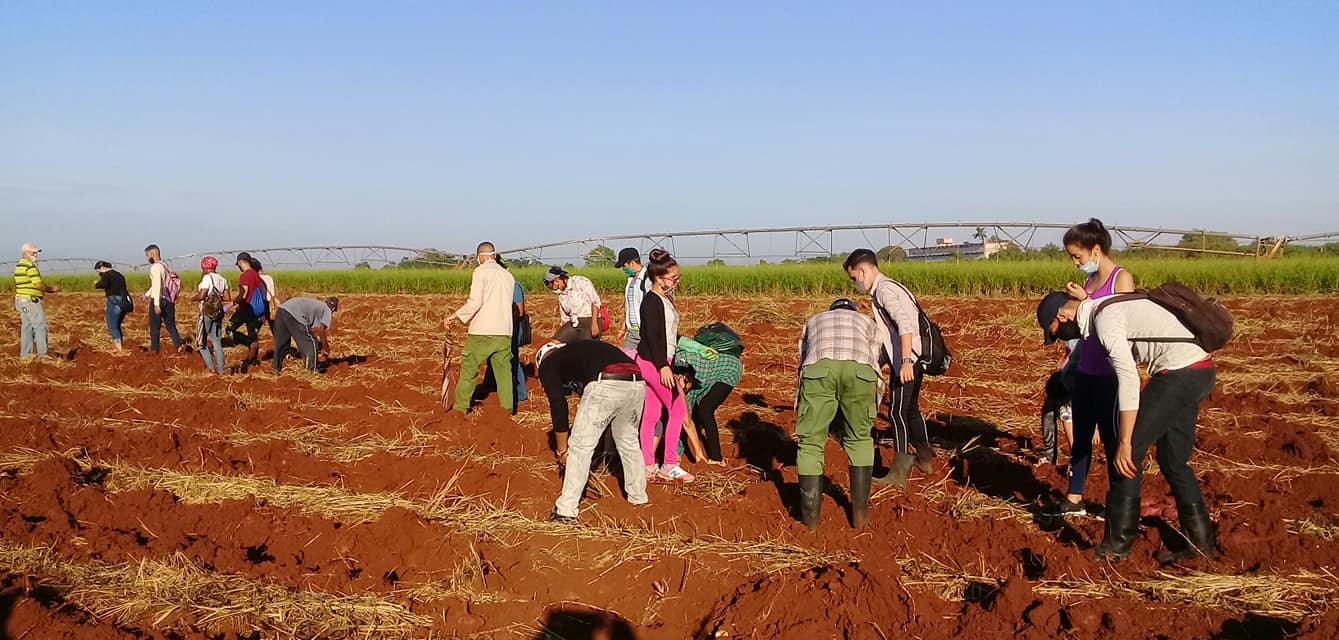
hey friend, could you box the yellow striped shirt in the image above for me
[13,259,44,298]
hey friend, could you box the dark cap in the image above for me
[615,248,640,267]
[235,252,252,264]
[829,298,858,312]
[1036,291,1070,344]
[325,296,340,312]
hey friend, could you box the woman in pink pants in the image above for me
[635,249,694,483]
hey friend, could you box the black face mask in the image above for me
[1054,319,1082,342]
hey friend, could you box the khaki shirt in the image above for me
[455,260,516,336]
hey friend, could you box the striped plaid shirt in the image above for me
[799,308,883,393]
[13,259,44,298]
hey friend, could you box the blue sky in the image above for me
[3,1,1336,262]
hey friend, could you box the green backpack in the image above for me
[694,322,744,357]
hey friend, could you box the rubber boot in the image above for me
[799,475,823,532]
[849,466,872,529]
[913,444,934,475]
[1156,501,1218,564]
[873,452,915,488]
[1094,495,1141,561]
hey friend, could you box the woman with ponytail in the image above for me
[1048,218,1135,517]
[635,249,696,483]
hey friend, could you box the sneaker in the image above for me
[658,465,695,483]
[1046,499,1087,517]
[549,510,578,524]
[646,464,660,481]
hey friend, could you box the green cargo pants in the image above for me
[454,334,515,413]
[795,358,878,476]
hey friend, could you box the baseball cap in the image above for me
[200,256,219,271]
[829,298,858,312]
[235,252,252,265]
[1036,291,1070,344]
[615,248,641,267]
[325,296,340,311]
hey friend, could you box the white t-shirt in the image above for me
[197,272,228,311]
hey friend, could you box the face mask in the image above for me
[1078,259,1099,276]
[622,267,636,277]
[852,277,870,294]
[1054,319,1082,341]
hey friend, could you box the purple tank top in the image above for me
[1077,266,1124,376]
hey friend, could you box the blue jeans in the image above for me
[149,300,183,352]
[16,296,48,358]
[105,296,129,343]
[198,316,225,374]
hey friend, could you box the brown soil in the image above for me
[1,293,1336,639]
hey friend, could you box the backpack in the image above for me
[201,274,225,321]
[1094,281,1233,352]
[162,267,181,304]
[882,280,952,376]
[250,283,267,315]
[695,322,744,357]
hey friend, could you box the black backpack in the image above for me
[1094,281,1233,352]
[882,280,952,376]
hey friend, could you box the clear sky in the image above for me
[3,1,1336,262]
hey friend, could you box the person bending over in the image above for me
[272,296,339,373]
[1038,291,1217,562]
[538,340,650,523]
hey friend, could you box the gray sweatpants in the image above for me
[554,379,648,517]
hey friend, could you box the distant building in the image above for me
[908,239,1014,262]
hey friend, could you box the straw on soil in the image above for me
[0,540,428,639]
[3,450,849,573]
[1037,569,1339,622]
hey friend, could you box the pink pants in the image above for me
[636,355,687,467]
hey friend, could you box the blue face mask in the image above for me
[1078,259,1099,276]
[622,267,636,277]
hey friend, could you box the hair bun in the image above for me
[648,248,672,263]
[1089,218,1106,230]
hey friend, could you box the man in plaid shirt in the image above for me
[794,298,883,531]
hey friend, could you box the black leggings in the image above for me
[692,382,733,461]
[888,365,928,454]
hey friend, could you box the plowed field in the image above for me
[2,293,1337,639]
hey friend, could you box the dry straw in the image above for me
[0,541,428,638]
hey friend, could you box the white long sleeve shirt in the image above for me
[455,260,516,337]
[148,262,167,306]
[1078,298,1210,411]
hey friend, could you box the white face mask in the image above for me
[1078,259,1099,275]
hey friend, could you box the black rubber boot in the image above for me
[1094,495,1142,561]
[849,466,872,529]
[799,475,823,532]
[1156,501,1218,564]
[913,444,934,475]
[873,452,916,488]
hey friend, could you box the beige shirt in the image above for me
[455,260,516,336]
[1078,298,1210,411]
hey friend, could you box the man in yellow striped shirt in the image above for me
[13,243,59,358]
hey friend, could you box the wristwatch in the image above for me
[901,357,916,364]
